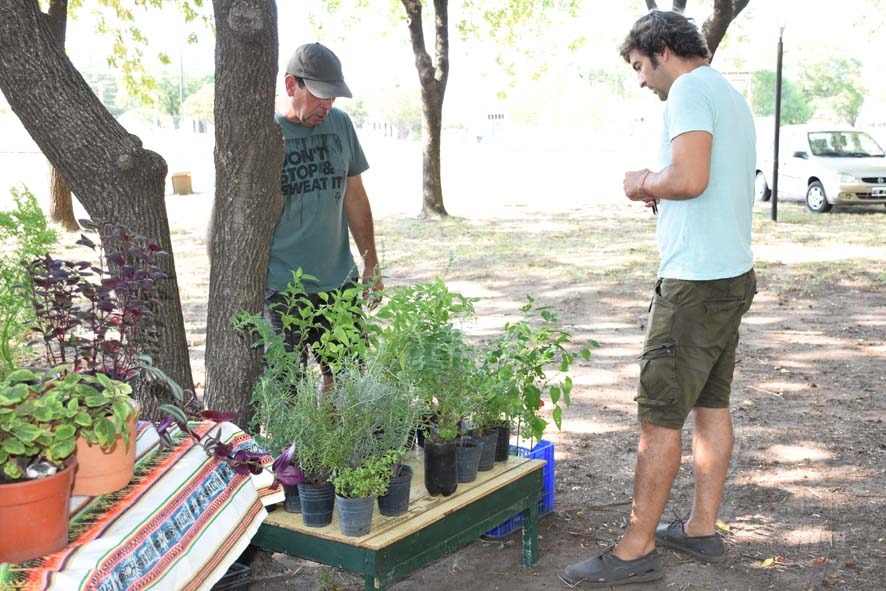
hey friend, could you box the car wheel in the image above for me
[806,181,832,213]
[755,172,771,202]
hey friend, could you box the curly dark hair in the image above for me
[619,11,710,65]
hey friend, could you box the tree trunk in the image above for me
[402,0,449,218]
[203,0,283,423]
[0,0,194,418]
[43,0,78,232]
[702,0,749,59]
[48,166,79,231]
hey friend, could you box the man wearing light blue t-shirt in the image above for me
[562,11,756,588]
[264,43,383,383]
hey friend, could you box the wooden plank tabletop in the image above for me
[263,449,545,551]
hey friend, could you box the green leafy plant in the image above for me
[480,296,597,446]
[261,368,346,485]
[374,280,477,443]
[234,268,377,379]
[332,450,401,499]
[0,186,57,377]
[0,367,134,482]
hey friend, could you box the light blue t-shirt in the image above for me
[267,108,369,292]
[656,66,755,280]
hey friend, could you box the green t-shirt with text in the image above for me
[267,108,369,293]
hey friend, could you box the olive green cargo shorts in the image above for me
[636,269,756,430]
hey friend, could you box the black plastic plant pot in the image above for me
[423,440,458,497]
[378,465,413,516]
[494,424,511,462]
[282,483,301,513]
[476,431,498,471]
[456,438,482,483]
[297,481,335,527]
[336,495,375,537]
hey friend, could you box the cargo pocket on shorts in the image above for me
[635,339,677,407]
[703,297,745,343]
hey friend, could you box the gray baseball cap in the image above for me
[286,43,352,99]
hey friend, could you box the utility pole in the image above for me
[771,24,785,222]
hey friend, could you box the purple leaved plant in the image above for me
[156,398,303,489]
[23,220,167,382]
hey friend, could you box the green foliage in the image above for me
[245,361,419,485]
[751,70,813,125]
[81,0,214,107]
[376,87,421,140]
[155,72,213,122]
[183,82,214,123]
[0,367,134,482]
[267,369,341,484]
[374,280,477,442]
[332,450,400,498]
[799,55,866,125]
[479,296,596,446]
[233,269,376,379]
[0,187,58,378]
[342,97,368,128]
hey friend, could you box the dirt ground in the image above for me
[159,195,885,591]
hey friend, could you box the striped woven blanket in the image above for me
[0,421,284,591]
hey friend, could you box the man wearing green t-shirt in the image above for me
[265,43,382,378]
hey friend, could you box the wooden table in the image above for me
[251,450,546,590]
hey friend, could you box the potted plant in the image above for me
[374,280,476,497]
[464,365,512,471]
[0,366,134,563]
[267,368,344,527]
[481,296,596,456]
[235,273,375,519]
[332,451,400,536]
[329,360,422,526]
[153,379,305,495]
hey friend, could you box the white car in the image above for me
[756,125,886,213]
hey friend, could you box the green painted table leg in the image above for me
[521,501,540,566]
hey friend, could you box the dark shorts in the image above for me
[636,269,756,430]
[263,280,362,377]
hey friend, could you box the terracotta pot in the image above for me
[0,457,76,563]
[72,401,138,496]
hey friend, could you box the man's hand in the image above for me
[624,168,658,210]
[362,264,383,309]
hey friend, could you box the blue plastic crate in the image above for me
[483,439,555,538]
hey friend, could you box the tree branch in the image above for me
[702,0,738,59]
[432,0,449,96]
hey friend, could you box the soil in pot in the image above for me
[423,440,458,497]
[0,457,77,563]
[378,464,413,516]
[336,495,375,537]
[456,437,482,483]
[297,481,335,527]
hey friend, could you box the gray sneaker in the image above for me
[655,519,726,563]
[559,546,663,588]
